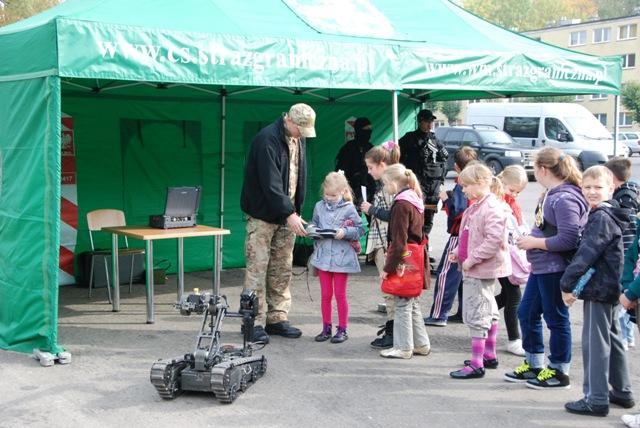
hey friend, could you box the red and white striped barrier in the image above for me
[59,113,77,285]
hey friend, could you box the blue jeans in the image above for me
[518,272,571,373]
[619,307,635,344]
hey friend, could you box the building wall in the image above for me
[524,15,639,133]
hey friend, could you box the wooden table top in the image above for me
[102,225,230,240]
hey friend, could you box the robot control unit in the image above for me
[150,289,267,404]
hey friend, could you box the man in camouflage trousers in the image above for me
[240,103,316,344]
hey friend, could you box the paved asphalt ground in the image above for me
[2,157,640,428]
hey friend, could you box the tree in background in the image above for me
[422,100,441,114]
[440,101,462,126]
[515,95,574,103]
[461,0,637,32]
[0,0,60,27]
[595,0,640,19]
[462,0,533,30]
[622,82,640,124]
[564,0,599,19]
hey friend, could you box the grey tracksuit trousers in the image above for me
[582,301,634,406]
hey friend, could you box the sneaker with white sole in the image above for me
[526,367,571,390]
[424,317,447,327]
[504,360,542,383]
[506,339,525,356]
[380,348,412,359]
[413,345,431,356]
[622,413,640,428]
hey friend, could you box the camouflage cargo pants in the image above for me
[244,217,296,324]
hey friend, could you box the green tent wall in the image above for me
[0,0,623,353]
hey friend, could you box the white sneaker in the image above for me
[629,339,636,348]
[622,413,640,428]
[380,348,412,359]
[506,339,525,356]
[413,345,431,356]
[623,340,630,351]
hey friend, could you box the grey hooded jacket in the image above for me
[309,199,364,273]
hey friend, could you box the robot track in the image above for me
[150,358,188,399]
[210,355,267,404]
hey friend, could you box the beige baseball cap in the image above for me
[288,103,316,138]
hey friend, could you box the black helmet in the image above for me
[417,109,436,122]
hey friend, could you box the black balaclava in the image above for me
[353,117,372,145]
[416,109,435,140]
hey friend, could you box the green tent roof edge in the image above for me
[0,0,623,97]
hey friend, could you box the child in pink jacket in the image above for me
[449,162,511,379]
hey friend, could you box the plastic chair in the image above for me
[86,209,145,303]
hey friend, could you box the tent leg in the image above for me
[220,86,226,230]
[111,234,119,311]
[218,86,226,275]
[392,90,399,142]
[614,94,620,156]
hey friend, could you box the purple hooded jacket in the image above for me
[527,183,589,274]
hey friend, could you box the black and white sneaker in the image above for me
[526,367,571,390]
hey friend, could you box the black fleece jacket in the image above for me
[399,129,448,205]
[560,200,631,304]
[240,116,307,224]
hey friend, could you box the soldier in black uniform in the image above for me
[399,109,448,236]
[335,117,375,206]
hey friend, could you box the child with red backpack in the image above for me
[378,164,431,359]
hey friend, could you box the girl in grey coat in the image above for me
[309,172,364,344]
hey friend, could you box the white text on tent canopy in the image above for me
[57,20,390,88]
[399,48,617,91]
[55,18,621,94]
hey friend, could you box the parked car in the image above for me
[435,125,534,176]
[618,132,640,156]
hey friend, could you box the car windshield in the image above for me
[563,115,612,139]
[625,133,640,139]
[476,130,513,144]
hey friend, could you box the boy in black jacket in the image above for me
[605,157,639,348]
[561,165,634,417]
[605,157,639,251]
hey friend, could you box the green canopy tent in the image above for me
[0,0,622,354]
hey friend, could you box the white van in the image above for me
[466,103,627,170]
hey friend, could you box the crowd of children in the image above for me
[304,139,640,425]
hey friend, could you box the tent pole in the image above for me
[614,94,620,156]
[392,90,399,142]
[219,86,226,266]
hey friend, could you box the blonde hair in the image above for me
[382,164,422,198]
[458,162,493,187]
[582,165,614,187]
[490,176,504,199]
[535,147,582,187]
[322,171,353,202]
[498,165,528,190]
[365,141,400,165]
